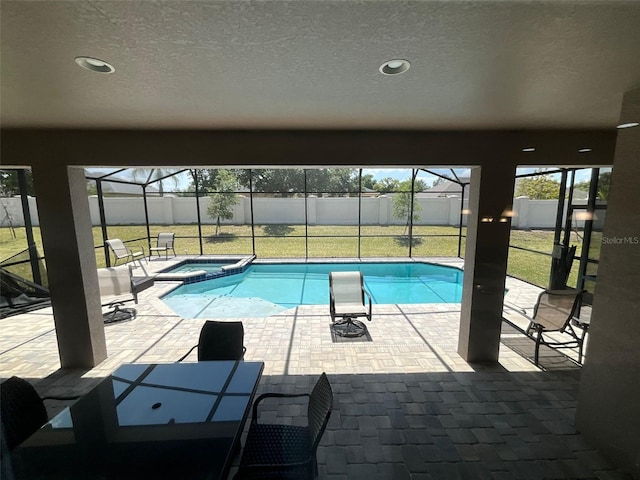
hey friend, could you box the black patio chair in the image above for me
[178,320,246,362]
[0,376,79,455]
[234,372,333,480]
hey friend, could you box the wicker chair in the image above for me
[178,321,246,362]
[234,372,333,480]
[0,376,78,455]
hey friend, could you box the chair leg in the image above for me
[534,334,541,366]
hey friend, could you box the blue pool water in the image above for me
[162,262,463,319]
[165,262,230,273]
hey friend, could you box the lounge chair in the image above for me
[106,239,145,266]
[98,265,153,323]
[149,232,176,260]
[234,372,333,480]
[521,289,586,365]
[178,320,246,361]
[329,271,372,338]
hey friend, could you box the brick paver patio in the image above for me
[1,257,626,479]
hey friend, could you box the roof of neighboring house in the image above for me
[100,182,161,196]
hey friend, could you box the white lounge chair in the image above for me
[329,271,372,338]
[149,232,176,260]
[106,239,145,266]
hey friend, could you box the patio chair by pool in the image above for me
[234,372,333,480]
[523,289,586,365]
[149,232,176,260]
[98,265,153,324]
[178,320,246,361]
[0,376,78,455]
[106,238,146,266]
[329,271,372,338]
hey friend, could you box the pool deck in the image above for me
[1,256,622,479]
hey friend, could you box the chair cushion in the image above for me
[238,423,312,478]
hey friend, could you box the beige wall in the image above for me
[576,88,640,479]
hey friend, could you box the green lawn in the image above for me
[0,224,591,288]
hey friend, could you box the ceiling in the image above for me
[2,0,640,130]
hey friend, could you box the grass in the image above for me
[0,224,593,288]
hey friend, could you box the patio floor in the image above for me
[0,257,627,479]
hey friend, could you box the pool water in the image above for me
[165,262,230,273]
[162,262,463,319]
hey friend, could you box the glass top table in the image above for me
[10,361,264,479]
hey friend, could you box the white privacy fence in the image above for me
[1,195,598,229]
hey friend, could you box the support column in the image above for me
[458,164,516,363]
[31,165,107,368]
[576,88,640,478]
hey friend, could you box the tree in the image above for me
[235,168,359,196]
[595,171,611,200]
[360,173,377,190]
[515,176,560,199]
[393,179,426,234]
[574,171,612,200]
[237,169,304,196]
[373,177,400,194]
[432,177,445,188]
[207,170,239,236]
[188,169,246,195]
[86,180,97,195]
[0,169,34,196]
[131,168,179,196]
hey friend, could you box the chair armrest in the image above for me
[42,395,80,401]
[363,289,372,320]
[128,247,145,256]
[252,392,310,421]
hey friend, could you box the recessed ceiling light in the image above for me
[379,59,410,76]
[578,148,592,153]
[75,56,115,74]
[617,122,639,129]
[522,147,535,152]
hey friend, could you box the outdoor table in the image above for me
[9,360,264,479]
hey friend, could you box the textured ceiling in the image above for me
[1,0,640,129]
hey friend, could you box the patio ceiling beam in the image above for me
[1,130,618,170]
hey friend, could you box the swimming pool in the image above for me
[165,262,230,274]
[162,262,463,319]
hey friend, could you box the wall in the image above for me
[576,88,640,479]
[3,194,589,229]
